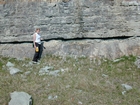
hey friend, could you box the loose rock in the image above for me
[8,91,32,105]
[8,67,22,75]
[121,84,133,91]
[6,62,14,67]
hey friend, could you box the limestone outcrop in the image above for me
[1,37,140,59]
[0,0,140,59]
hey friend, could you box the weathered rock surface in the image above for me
[121,84,133,91]
[134,56,140,68]
[9,91,32,105]
[6,61,22,75]
[0,0,140,59]
[1,37,140,59]
[0,0,140,41]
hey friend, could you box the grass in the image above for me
[0,55,140,105]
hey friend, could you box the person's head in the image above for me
[35,28,40,33]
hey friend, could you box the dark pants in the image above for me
[33,43,42,62]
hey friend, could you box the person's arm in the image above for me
[33,33,36,48]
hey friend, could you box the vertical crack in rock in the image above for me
[75,0,84,37]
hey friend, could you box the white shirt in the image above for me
[34,33,41,44]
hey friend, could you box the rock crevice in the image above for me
[0,0,140,59]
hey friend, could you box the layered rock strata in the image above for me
[0,0,140,59]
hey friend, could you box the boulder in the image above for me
[9,91,32,105]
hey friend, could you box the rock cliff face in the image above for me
[0,0,140,59]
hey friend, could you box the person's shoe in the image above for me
[32,61,37,64]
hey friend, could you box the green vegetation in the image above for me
[0,55,140,105]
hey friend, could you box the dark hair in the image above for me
[35,28,40,32]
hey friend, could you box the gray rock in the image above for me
[48,95,58,100]
[8,67,22,75]
[49,70,60,76]
[121,1,139,6]
[134,57,140,68]
[1,0,140,59]
[102,74,108,78]
[24,71,31,76]
[1,0,140,42]
[8,91,32,105]
[6,61,22,75]
[39,66,61,76]
[1,37,140,60]
[39,66,53,75]
[6,62,15,67]
[122,91,126,95]
[121,84,133,91]
[78,101,83,105]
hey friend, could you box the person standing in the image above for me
[32,28,42,63]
